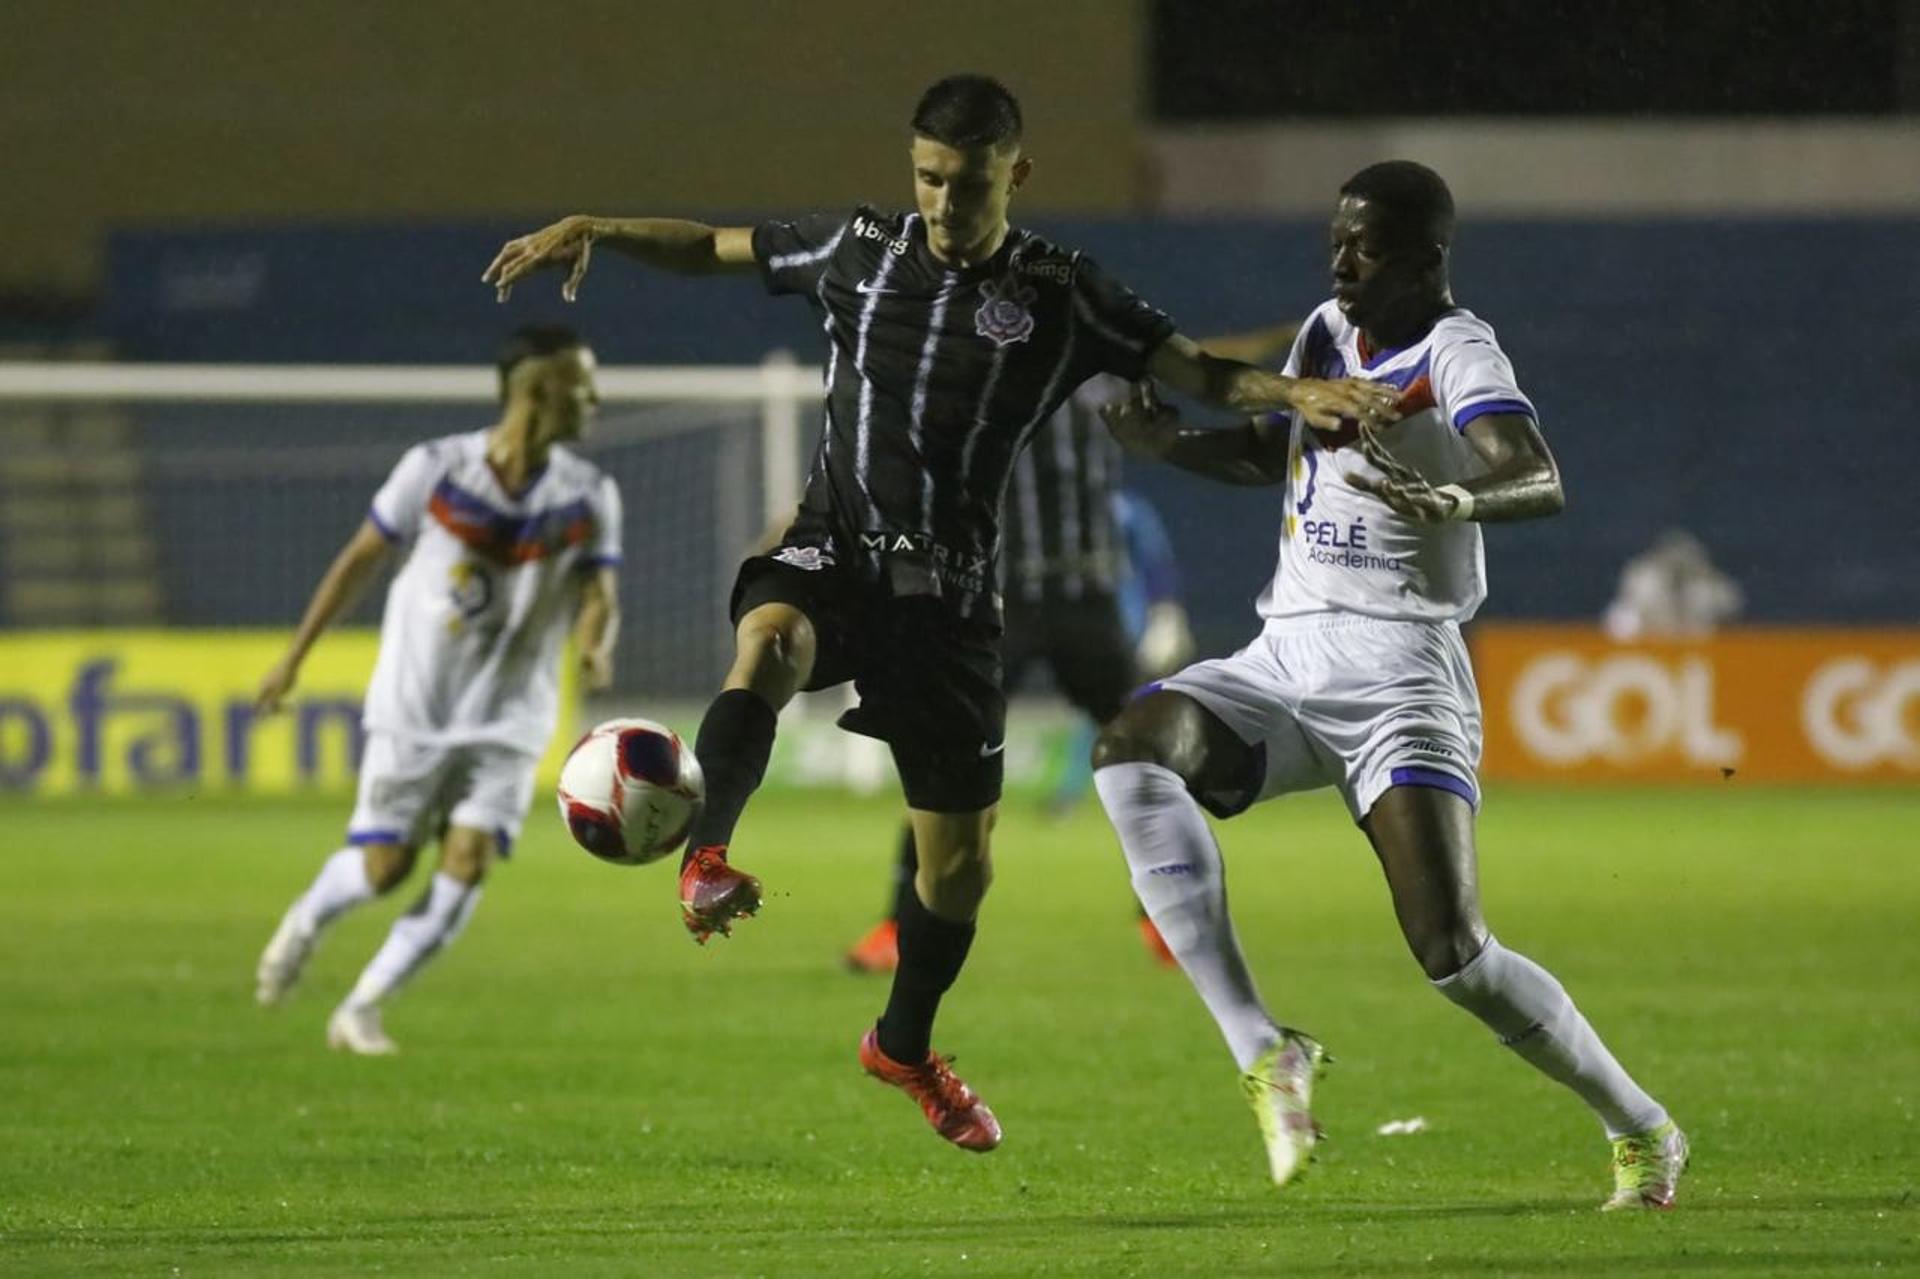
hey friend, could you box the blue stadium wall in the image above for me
[106,217,1918,656]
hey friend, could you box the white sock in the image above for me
[1434,937,1668,1138]
[1095,762,1282,1071]
[343,872,483,1010]
[290,847,376,933]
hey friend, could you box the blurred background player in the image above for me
[1094,162,1688,1209]
[1603,528,1745,640]
[481,74,1397,1151]
[252,326,621,1055]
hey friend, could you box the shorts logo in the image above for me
[978,740,1006,758]
[975,278,1037,347]
[772,545,834,572]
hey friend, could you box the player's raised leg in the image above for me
[1361,783,1687,1209]
[328,824,496,1055]
[1092,689,1325,1187]
[256,839,413,1005]
[860,803,1001,1152]
[678,601,817,941]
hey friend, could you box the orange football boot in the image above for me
[858,1027,1001,1152]
[843,920,900,974]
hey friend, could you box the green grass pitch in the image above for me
[2,785,1916,1276]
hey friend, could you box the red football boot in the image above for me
[678,845,762,943]
[858,1027,1002,1152]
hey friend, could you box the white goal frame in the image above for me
[0,353,821,531]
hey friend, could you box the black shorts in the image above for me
[731,553,1005,813]
[1002,589,1139,725]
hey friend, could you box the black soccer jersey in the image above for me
[751,207,1175,623]
[1002,375,1126,602]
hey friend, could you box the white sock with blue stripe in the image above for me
[1095,761,1283,1071]
[344,872,483,1010]
[290,847,376,934]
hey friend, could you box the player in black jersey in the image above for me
[484,74,1398,1153]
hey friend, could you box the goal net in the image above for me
[0,357,819,701]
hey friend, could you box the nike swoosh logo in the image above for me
[855,280,905,297]
[978,741,1005,758]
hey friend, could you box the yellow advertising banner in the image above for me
[1472,625,1920,784]
[0,631,572,796]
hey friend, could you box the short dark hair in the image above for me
[1340,160,1456,249]
[911,74,1023,150]
[496,324,583,401]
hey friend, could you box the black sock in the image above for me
[888,824,919,922]
[681,688,778,866]
[875,887,975,1064]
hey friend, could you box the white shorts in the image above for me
[1157,614,1482,822]
[346,733,541,855]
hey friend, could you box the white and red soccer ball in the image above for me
[556,717,705,865]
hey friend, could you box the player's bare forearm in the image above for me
[1155,420,1288,486]
[582,218,756,276]
[574,569,620,691]
[1100,384,1285,486]
[284,523,390,663]
[1458,413,1565,522]
[484,216,754,301]
[1145,335,1399,431]
[1197,322,1303,367]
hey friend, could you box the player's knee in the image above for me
[1092,712,1182,776]
[438,831,495,886]
[736,606,815,683]
[1408,921,1488,982]
[360,843,416,894]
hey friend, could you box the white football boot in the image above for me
[1240,1029,1329,1187]
[326,1003,399,1056]
[255,907,317,1006]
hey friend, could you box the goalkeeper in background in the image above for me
[251,326,622,1055]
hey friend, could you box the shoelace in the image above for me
[906,1056,974,1110]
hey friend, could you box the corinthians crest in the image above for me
[974,277,1037,347]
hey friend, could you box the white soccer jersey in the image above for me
[361,430,621,748]
[1258,301,1535,624]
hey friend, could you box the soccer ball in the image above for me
[555,717,705,865]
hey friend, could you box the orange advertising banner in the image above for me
[1471,625,1920,784]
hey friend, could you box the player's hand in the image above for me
[483,216,597,303]
[1286,377,1401,434]
[1345,423,1464,523]
[1100,381,1179,457]
[255,658,299,714]
[579,648,614,693]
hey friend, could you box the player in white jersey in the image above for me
[252,326,622,1055]
[1093,163,1688,1210]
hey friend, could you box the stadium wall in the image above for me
[100,217,1920,636]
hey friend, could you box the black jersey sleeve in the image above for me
[1071,255,1179,381]
[751,212,852,297]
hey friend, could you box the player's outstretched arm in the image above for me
[1144,333,1399,432]
[256,520,394,713]
[1349,413,1564,524]
[483,217,757,302]
[573,566,620,692]
[1196,322,1302,367]
[1098,382,1288,487]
